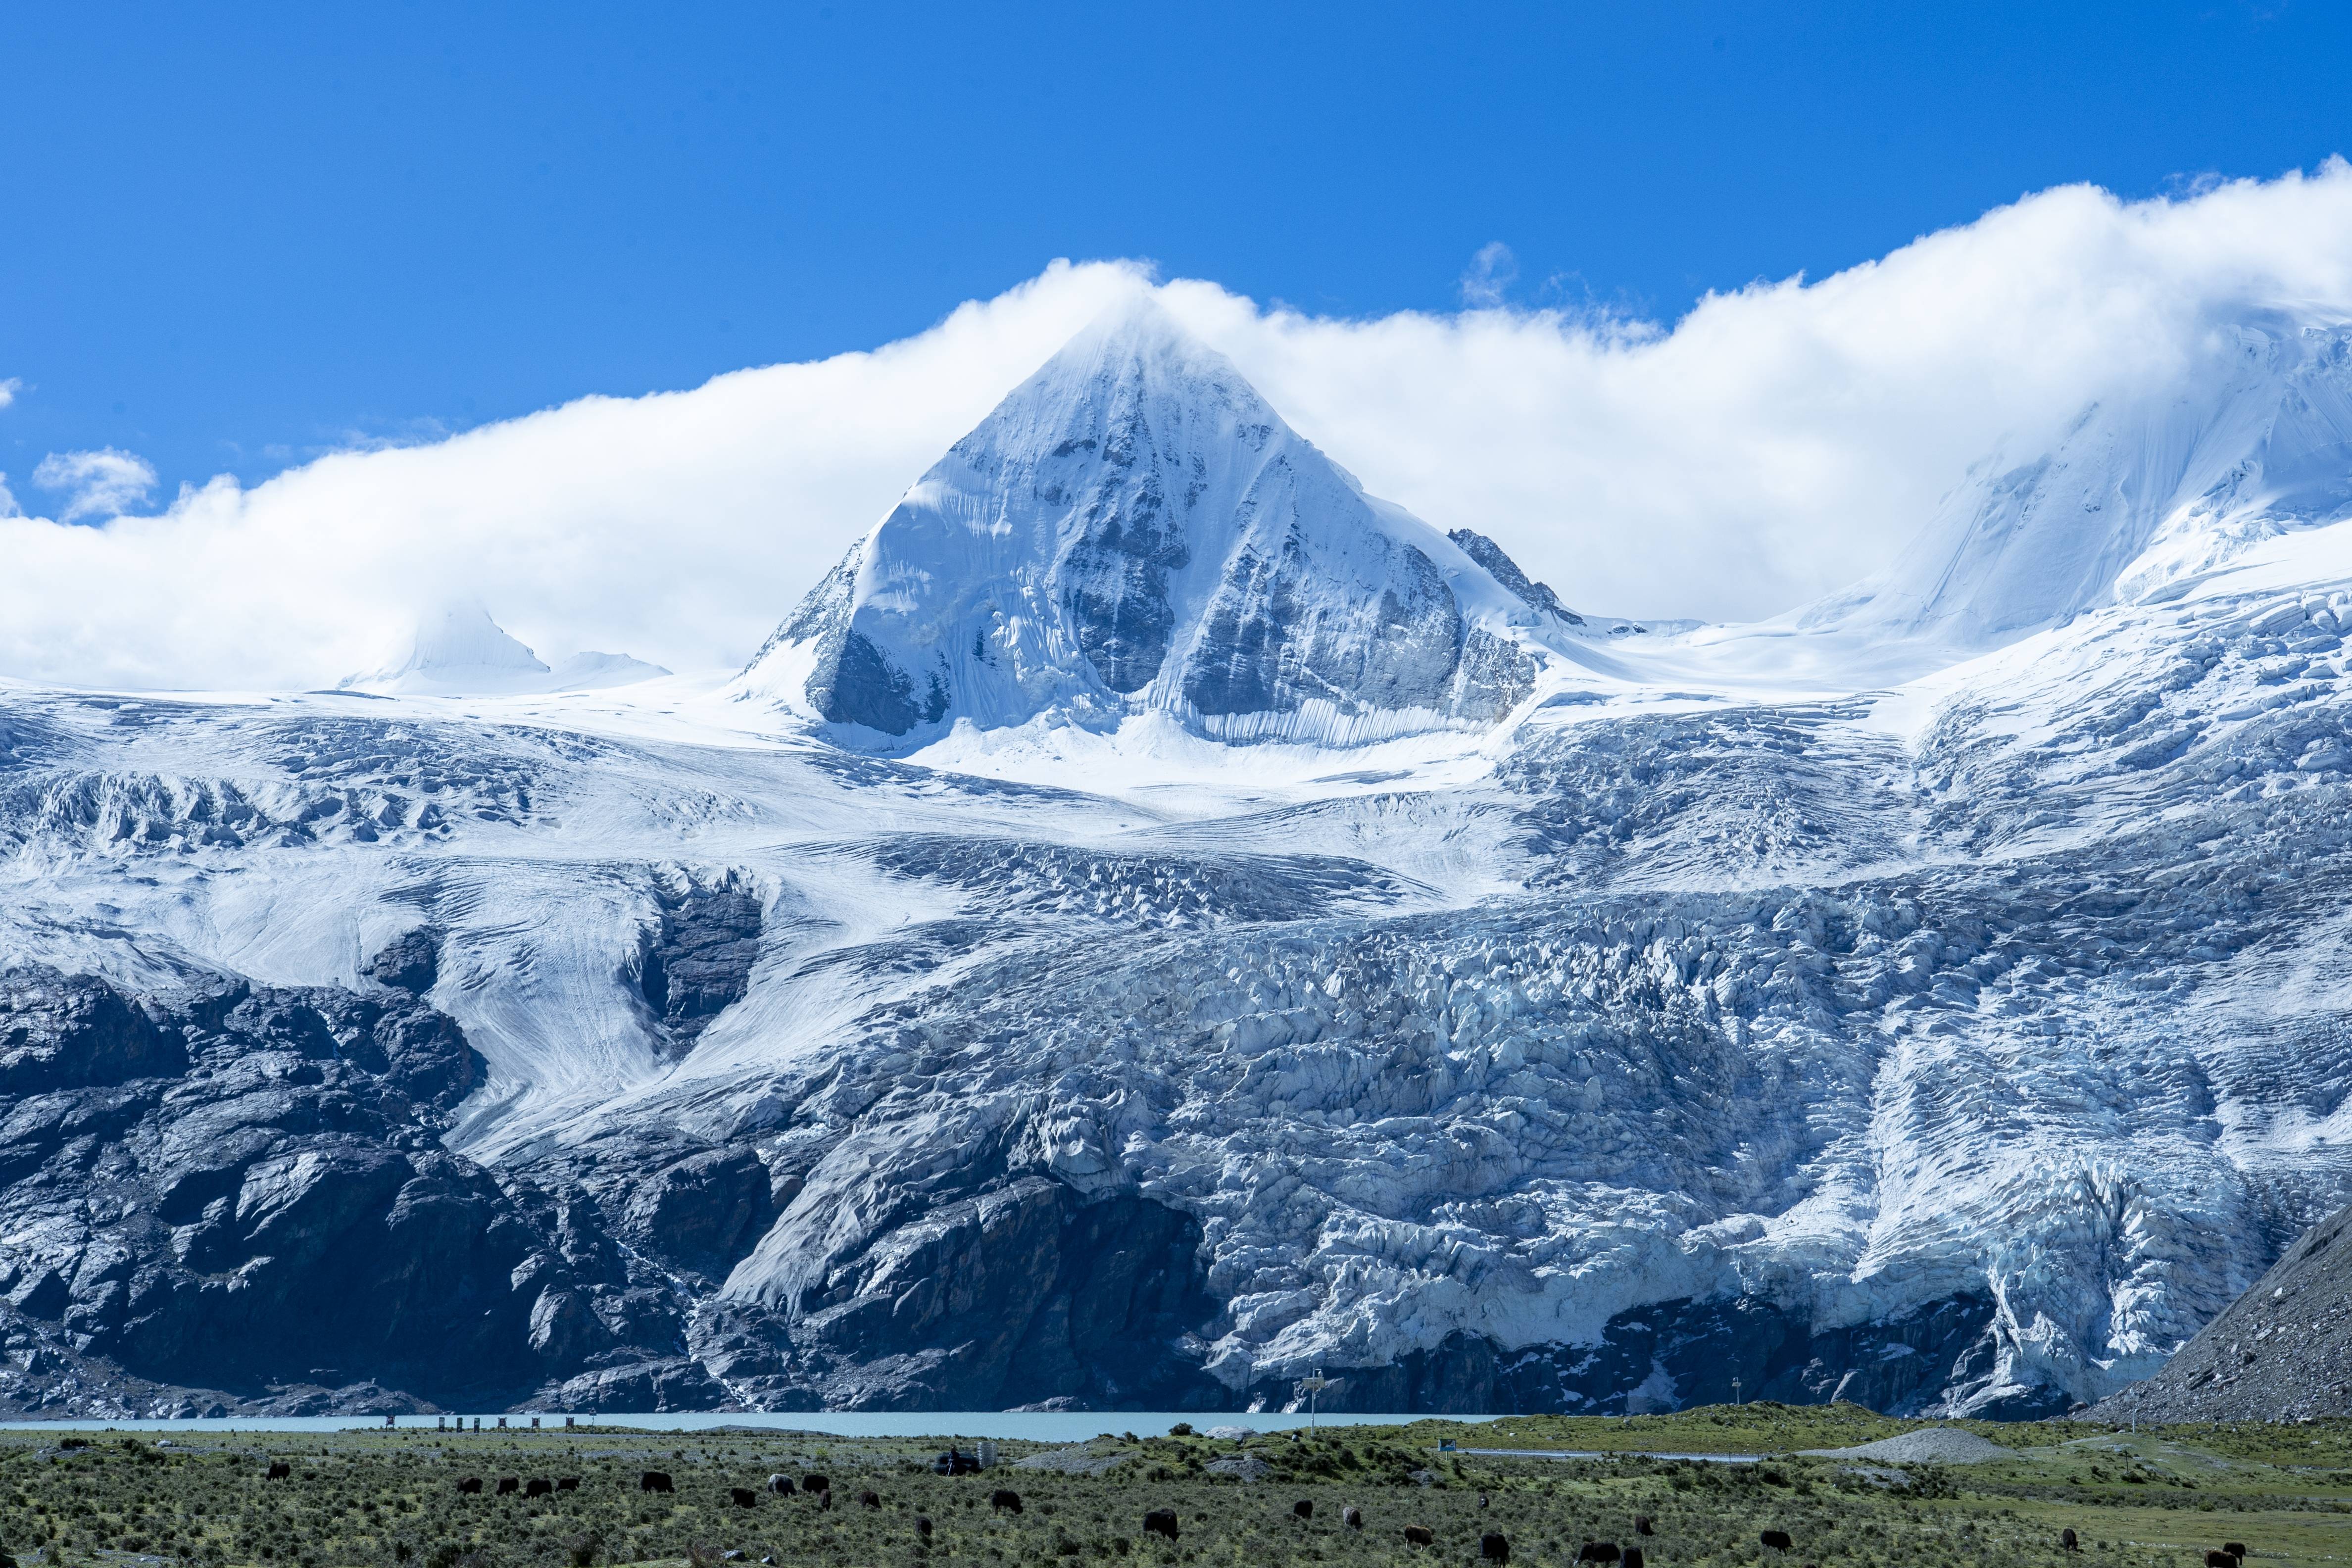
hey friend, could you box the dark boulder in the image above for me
[363,929,442,995]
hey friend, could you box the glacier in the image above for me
[2,300,2352,1419]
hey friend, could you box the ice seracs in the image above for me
[733,296,1588,748]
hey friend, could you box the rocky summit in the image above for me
[3,302,2352,1420]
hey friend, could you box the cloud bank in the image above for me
[6,162,2352,692]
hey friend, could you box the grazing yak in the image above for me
[802,1474,830,1494]
[556,1478,579,1492]
[266,1464,292,1481]
[1761,1529,1793,1552]
[730,1488,757,1508]
[640,1471,674,1494]
[990,1490,1023,1514]
[767,1475,794,1495]
[455,1478,483,1495]
[496,1478,519,1497]
[1143,1511,1179,1542]
[1622,1551,1645,1568]
[1578,1544,1620,1564]
[1481,1532,1510,1563]
[1342,1507,1362,1529]
[1403,1526,1435,1547]
[2062,1529,2079,1552]
[1632,1518,1654,1537]
[1292,1500,1313,1521]
[916,1517,934,1540]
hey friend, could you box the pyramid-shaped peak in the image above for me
[343,604,551,695]
[736,302,1584,746]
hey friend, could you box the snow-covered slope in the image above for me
[734,298,1584,748]
[3,307,2352,1422]
[1807,318,2352,653]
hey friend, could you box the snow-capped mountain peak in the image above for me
[343,606,671,696]
[343,603,553,695]
[734,296,1583,746]
[1806,317,2352,650]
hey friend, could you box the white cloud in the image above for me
[1460,242,1519,308]
[31,447,159,524]
[6,161,2352,692]
[0,377,21,410]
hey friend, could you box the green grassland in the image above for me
[0,1406,2348,1568]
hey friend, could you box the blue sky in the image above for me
[3,0,2348,510]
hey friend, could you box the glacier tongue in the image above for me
[734,297,1581,746]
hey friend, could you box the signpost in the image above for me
[1297,1369,1328,1432]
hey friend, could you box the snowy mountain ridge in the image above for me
[2,301,2351,1421]
[343,603,671,696]
[1806,317,2352,654]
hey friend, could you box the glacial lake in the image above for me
[0,1412,1502,1441]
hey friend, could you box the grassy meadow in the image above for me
[0,1405,2348,1568]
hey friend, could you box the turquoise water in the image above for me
[0,1412,1500,1441]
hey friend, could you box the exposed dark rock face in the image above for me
[619,1148,779,1280]
[0,966,699,1416]
[1238,1296,1999,1417]
[640,870,764,1050]
[2095,1202,2352,1421]
[1063,414,1188,693]
[1182,535,1468,718]
[719,1177,1221,1412]
[0,971,186,1092]
[363,927,442,994]
[1448,527,1583,625]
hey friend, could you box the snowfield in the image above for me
[2,302,2351,1419]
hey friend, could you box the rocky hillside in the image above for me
[2094,1202,2352,1422]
